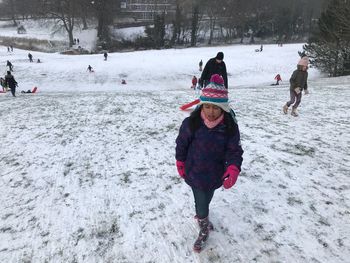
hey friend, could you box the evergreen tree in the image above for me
[145,13,166,49]
[303,0,350,76]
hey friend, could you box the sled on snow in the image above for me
[21,87,38,94]
[180,99,200,111]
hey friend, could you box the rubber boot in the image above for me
[283,104,288,114]
[194,215,213,231]
[193,217,209,253]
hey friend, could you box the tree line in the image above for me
[0,0,349,76]
[0,0,329,47]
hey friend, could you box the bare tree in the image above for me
[45,0,78,47]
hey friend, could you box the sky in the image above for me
[0,21,349,263]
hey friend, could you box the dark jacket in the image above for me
[175,112,243,191]
[5,74,17,89]
[200,58,228,89]
[289,65,308,91]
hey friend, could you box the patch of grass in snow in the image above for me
[287,196,303,206]
[121,171,132,184]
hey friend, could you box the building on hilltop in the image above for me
[120,0,176,22]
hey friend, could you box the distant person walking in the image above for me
[28,53,33,62]
[199,52,228,89]
[283,56,309,117]
[4,71,18,97]
[87,65,93,73]
[6,60,13,71]
[104,52,108,61]
[199,60,203,71]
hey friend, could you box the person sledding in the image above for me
[175,74,243,253]
[283,56,309,117]
[21,87,37,94]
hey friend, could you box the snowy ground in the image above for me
[0,44,349,263]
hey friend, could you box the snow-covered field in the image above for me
[0,43,349,263]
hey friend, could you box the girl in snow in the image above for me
[175,74,243,252]
[283,56,309,117]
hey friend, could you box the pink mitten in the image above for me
[222,165,240,189]
[176,160,186,178]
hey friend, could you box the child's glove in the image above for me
[222,165,240,189]
[176,160,186,178]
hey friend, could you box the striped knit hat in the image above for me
[198,74,230,112]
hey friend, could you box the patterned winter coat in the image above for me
[175,116,243,191]
[289,65,308,91]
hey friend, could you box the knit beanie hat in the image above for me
[198,74,230,112]
[215,52,224,60]
[298,56,309,67]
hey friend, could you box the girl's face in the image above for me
[202,104,223,121]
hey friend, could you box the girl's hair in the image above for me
[189,105,236,136]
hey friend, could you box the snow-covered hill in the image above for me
[0,43,349,263]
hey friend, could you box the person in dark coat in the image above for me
[6,60,13,71]
[199,59,203,71]
[104,52,108,61]
[283,57,309,117]
[87,65,93,72]
[28,53,33,62]
[4,71,18,97]
[175,74,243,252]
[199,52,228,89]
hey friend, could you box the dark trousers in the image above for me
[191,187,215,219]
[10,87,16,97]
[286,90,302,109]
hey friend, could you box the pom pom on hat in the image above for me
[298,56,309,67]
[215,52,224,60]
[210,74,225,85]
[199,74,230,112]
